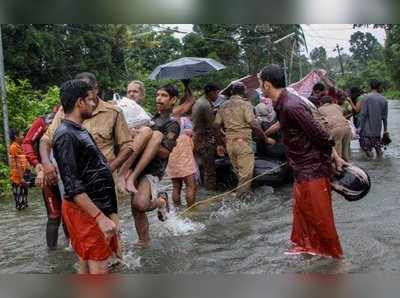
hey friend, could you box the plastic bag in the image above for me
[114,94,152,129]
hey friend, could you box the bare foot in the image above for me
[116,174,129,194]
[157,192,169,222]
[126,173,138,193]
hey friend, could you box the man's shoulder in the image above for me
[53,122,77,143]
[100,99,123,114]
[194,96,210,108]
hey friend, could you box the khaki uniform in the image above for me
[215,95,255,192]
[43,99,133,161]
[318,103,352,161]
[42,98,132,258]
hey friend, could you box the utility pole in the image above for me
[0,25,10,165]
[283,58,288,86]
[298,48,303,79]
[273,32,296,86]
[288,40,296,84]
[334,44,345,76]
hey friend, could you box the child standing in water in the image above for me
[9,129,30,210]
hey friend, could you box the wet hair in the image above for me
[349,86,362,102]
[321,96,333,105]
[128,80,145,97]
[313,83,326,92]
[60,79,93,114]
[230,82,246,96]
[9,128,23,141]
[259,64,286,88]
[370,79,381,90]
[157,84,179,98]
[204,83,220,95]
[75,72,98,89]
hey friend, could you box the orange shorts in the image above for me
[62,199,118,261]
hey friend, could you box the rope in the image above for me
[181,162,288,215]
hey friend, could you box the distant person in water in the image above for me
[359,79,389,158]
[9,128,30,210]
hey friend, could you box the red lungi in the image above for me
[290,177,343,259]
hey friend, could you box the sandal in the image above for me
[157,192,169,222]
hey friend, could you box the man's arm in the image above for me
[383,100,388,133]
[359,99,368,133]
[288,104,334,154]
[22,117,45,169]
[73,193,116,240]
[38,109,64,186]
[173,84,195,118]
[39,137,58,186]
[264,121,281,136]
[109,111,133,172]
[251,120,275,144]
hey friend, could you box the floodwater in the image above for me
[1,101,400,274]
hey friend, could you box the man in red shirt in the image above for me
[258,65,346,259]
[23,109,69,250]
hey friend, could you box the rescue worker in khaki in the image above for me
[214,82,275,195]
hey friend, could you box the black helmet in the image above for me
[331,164,371,201]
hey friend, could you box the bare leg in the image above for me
[130,177,165,246]
[117,127,153,193]
[171,178,183,207]
[184,174,197,207]
[88,260,109,274]
[126,131,163,193]
[78,257,89,274]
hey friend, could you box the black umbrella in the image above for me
[149,57,226,80]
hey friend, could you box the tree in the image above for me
[310,46,328,69]
[2,24,130,91]
[349,31,383,64]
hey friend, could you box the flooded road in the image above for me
[1,101,400,273]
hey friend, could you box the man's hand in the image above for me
[35,163,43,173]
[130,128,139,138]
[42,162,58,186]
[21,179,29,189]
[264,135,277,145]
[96,213,117,240]
[331,151,348,175]
[35,170,45,188]
[217,145,226,157]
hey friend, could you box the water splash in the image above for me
[157,207,206,237]
[120,251,141,271]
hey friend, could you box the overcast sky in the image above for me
[171,24,386,58]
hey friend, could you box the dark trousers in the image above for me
[194,136,216,190]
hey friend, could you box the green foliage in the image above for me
[349,31,383,64]
[0,77,60,194]
[310,47,328,70]
[384,90,400,100]
[0,161,11,194]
